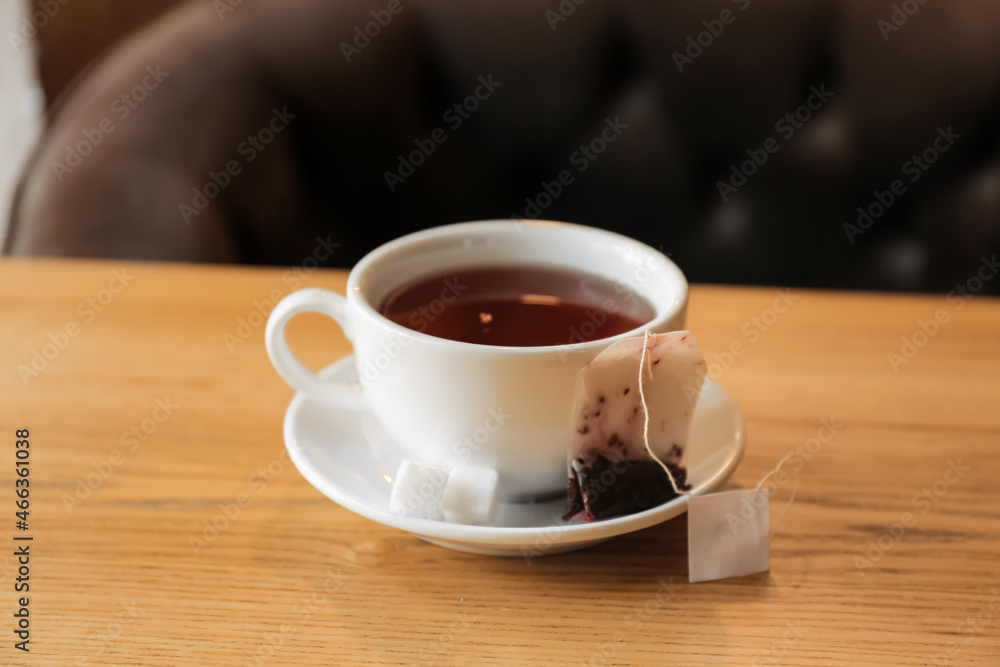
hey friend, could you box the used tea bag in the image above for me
[564,331,706,521]
[562,329,787,581]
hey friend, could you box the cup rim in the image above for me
[346,219,689,355]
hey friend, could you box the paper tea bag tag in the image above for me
[687,489,770,583]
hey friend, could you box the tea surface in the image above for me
[380,265,656,347]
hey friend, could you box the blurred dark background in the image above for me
[6,0,1000,294]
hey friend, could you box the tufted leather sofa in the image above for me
[6,0,1000,293]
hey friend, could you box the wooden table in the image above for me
[1,258,998,666]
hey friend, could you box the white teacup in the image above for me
[265,220,688,498]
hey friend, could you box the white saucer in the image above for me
[283,356,747,557]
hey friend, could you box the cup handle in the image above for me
[265,288,366,411]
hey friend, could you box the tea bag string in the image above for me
[754,453,800,539]
[638,330,688,496]
[640,330,799,537]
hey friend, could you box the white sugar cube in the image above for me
[441,464,500,526]
[389,460,447,520]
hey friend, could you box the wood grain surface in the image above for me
[0,258,998,666]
